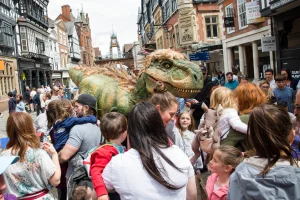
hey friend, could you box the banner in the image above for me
[246,1,265,24]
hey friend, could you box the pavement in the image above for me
[0,100,37,138]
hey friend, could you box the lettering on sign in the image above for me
[261,36,276,52]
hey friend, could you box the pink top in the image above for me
[206,173,228,200]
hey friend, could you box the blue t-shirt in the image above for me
[273,87,295,113]
[225,80,238,90]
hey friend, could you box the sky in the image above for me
[48,0,140,57]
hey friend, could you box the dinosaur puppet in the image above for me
[69,49,203,117]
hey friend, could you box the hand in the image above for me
[191,99,199,104]
[185,102,191,108]
[97,195,110,200]
[42,142,57,156]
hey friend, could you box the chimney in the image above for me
[62,5,71,21]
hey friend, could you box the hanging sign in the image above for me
[246,1,265,24]
[261,36,276,52]
[0,60,4,71]
[224,17,235,28]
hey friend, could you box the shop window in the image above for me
[225,4,235,34]
[237,0,247,29]
[205,16,219,38]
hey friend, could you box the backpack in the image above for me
[82,143,114,178]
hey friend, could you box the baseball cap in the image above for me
[76,94,97,110]
[0,156,19,174]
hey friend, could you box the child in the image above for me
[273,74,295,113]
[53,99,97,151]
[206,145,243,200]
[228,104,300,199]
[90,112,127,200]
[208,86,247,140]
[174,112,206,200]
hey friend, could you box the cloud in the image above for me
[48,0,139,56]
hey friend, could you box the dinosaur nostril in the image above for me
[194,75,197,81]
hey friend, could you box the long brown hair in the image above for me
[234,83,267,115]
[247,104,296,176]
[56,99,73,121]
[6,112,40,162]
[46,100,60,129]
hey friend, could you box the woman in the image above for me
[228,104,300,199]
[102,102,197,200]
[281,68,299,91]
[0,112,61,199]
[15,95,26,113]
[221,83,266,151]
[259,80,274,102]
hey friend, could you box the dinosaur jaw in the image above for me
[147,75,200,98]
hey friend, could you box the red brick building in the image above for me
[218,0,273,80]
[56,5,94,66]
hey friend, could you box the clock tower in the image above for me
[110,32,121,59]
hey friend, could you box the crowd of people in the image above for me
[0,66,299,200]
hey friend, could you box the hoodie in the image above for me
[228,157,300,200]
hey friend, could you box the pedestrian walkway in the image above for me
[0,110,37,138]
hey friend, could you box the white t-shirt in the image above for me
[103,145,194,200]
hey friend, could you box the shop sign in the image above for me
[0,60,4,71]
[246,1,265,24]
[224,17,235,28]
[261,36,276,52]
[270,0,295,10]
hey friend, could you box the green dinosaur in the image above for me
[69,49,203,117]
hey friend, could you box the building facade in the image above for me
[56,5,94,66]
[137,0,224,73]
[261,0,300,79]
[15,0,51,91]
[219,0,273,80]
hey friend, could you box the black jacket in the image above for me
[24,90,31,102]
[33,93,41,105]
[8,98,16,113]
[191,77,216,120]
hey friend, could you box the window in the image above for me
[157,36,163,49]
[20,27,27,51]
[225,4,235,34]
[165,0,170,19]
[237,0,247,29]
[205,16,218,38]
[54,42,56,52]
[59,31,62,43]
[172,0,177,12]
[0,22,13,47]
[49,40,52,50]
[170,30,174,47]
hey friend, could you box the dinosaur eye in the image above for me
[162,61,172,69]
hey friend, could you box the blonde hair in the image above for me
[216,145,244,174]
[210,87,237,110]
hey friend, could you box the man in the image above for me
[238,75,248,84]
[225,72,238,90]
[33,89,41,116]
[265,69,277,90]
[59,94,101,178]
[186,66,216,127]
[51,85,60,100]
[8,92,16,114]
[24,86,31,112]
[273,74,295,113]
[295,90,300,136]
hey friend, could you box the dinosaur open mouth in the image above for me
[148,75,200,93]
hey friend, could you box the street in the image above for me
[0,100,36,139]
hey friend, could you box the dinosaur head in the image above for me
[141,49,203,98]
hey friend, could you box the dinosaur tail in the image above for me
[68,67,86,87]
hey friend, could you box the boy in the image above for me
[273,74,295,113]
[90,112,127,200]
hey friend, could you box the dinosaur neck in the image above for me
[129,73,150,106]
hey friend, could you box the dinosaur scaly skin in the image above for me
[69,49,203,117]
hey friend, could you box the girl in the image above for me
[15,95,26,113]
[209,87,247,141]
[175,112,202,166]
[228,104,300,199]
[206,145,243,200]
[0,112,61,199]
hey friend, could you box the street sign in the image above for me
[189,52,210,61]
